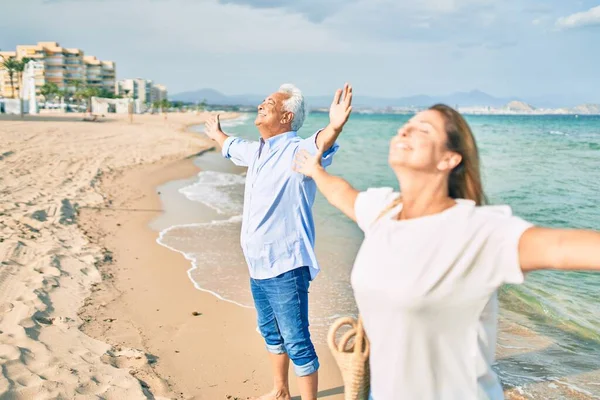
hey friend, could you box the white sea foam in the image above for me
[156,216,252,309]
[179,171,245,215]
[220,113,252,128]
[549,130,568,136]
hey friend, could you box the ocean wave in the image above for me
[179,171,245,215]
[220,113,252,128]
[156,216,252,309]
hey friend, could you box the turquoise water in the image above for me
[160,112,600,398]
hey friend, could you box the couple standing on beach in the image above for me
[204,84,600,400]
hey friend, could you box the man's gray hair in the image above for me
[278,83,306,131]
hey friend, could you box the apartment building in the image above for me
[151,84,168,103]
[100,60,116,94]
[0,41,116,98]
[117,79,167,103]
[83,56,116,94]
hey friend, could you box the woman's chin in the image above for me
[389,153,408,167]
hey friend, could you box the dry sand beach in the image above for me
[0,112,344,399]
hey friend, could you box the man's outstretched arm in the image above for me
[204,114,229,148]
[204,114,259,167]
[315,83,353,152]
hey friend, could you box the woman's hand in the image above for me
[293,149,324,178]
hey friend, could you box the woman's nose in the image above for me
[398,126,410,137]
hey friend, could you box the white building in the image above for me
[116,78,167,104]
[150,84,168,103]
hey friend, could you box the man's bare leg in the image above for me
[253,352,291,400]
[297,371,318,400]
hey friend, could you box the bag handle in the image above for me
[327,316,370,360]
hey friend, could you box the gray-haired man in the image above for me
[204,83,353,400]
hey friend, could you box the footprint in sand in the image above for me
[0,302,14,316]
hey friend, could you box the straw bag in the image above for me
[327,316,370,400]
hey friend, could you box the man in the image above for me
[204,83,353,400]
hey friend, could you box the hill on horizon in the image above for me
[171,88,588,109]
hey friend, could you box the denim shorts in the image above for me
[250,266,319,376]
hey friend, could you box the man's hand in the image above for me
[204,114,228,148]
[204,114,223,140]
[316,83,353,152]
[329,83,353,133]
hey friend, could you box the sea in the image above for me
[151,112,600,398]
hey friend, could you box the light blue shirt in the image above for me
[222,130,339,280]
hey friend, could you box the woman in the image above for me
[292,104,600,400]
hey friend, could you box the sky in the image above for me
[1,0,599,104]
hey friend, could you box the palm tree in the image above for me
[40,82,59,107]
[0,56,19,99]
[83,87,100,113]
[14,57,31,117]
[98,88,116,99]
[57,89,68,111]
[72,80,86,114]
[195,99,208,114]
[160,98,170,120]
[151,100,160,114]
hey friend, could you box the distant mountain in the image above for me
[506,101,535,112]
[173,89,263,107]
[571,104,600,114]
[175,88,232,104]
[171,88,596,111]
[172,88,519,108]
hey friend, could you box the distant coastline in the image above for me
[173,88,600,116]
[307,103,600,116]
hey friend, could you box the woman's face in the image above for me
[389,109,458,173]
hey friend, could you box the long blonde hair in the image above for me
[380,104,487,218]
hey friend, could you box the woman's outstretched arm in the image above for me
[519,227,600,272]
[293,149,359,221]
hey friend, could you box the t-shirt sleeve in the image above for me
[485,208,534,285]
[354,187,398,232]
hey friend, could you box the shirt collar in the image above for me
[259,131,297,151]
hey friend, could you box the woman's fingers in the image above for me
[293,150,316,173]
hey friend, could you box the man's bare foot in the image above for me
[251,388,292,400]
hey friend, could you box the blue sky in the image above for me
[1,0,599,104]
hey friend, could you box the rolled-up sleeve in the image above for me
[299,129,340,168]
[222,136,259,167]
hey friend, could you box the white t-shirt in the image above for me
[351,188,533,400]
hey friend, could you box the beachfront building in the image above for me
[116,78,149,102]
[83,56,116,95]
[0,41,117,98]
[83,56,103,91]
[100,60,116,94]
[151,84,168,103]
[117,78,168,103]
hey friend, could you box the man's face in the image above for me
[255,92,292,134]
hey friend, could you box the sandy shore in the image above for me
[0,112,343,399]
